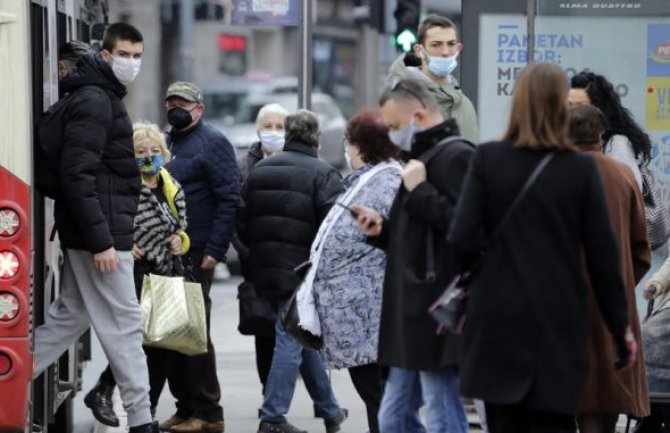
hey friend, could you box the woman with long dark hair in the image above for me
[449,63,636,433]
[569,70,652,190]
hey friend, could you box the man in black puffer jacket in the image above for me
[240,110,347,433]
[33,24,157,433]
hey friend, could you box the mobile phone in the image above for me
[335,201,360,218]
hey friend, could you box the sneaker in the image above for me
[257,421,308,433]
[324,410,348,433]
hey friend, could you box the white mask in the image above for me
[259,131,285,154]
[111,56,141,86]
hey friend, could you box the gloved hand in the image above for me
[614,327,637,370]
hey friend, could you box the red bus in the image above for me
[0,1,107,431]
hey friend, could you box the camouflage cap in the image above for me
[165,81,203,103]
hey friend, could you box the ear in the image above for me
[413,108,428,126]
[57,61,67,79]
[100,49,113,65]
[412,43,423,57]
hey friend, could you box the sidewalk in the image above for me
[75,275,370,433]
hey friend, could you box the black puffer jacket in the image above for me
[55,54,140,253]
[239,140,344,298]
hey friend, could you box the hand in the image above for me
[94,247,119,273]
[615,327,637,370]
[644,282,664,300]
[201,255,218,270]
[168,234,183,255]
[351,204,383,237]
[131,245,145,261]
[402,159,427,192]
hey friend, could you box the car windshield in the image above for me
[203,91,248,120]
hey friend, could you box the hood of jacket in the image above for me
[60,53,127,99]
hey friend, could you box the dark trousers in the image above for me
[168,249,223,421]
[255,334,275,392]
[485,403,576,433]
[349,363,382,433]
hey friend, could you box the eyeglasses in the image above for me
[391,80,427,109]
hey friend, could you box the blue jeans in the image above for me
[379,367,468,433]
[420,367,468,433]
[260,312,342,423]
[378,367,426,433]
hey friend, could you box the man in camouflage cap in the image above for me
[158,82,240,432]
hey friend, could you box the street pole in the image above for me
[527,0,536,64]
[179,0,195,81]
[298,0,313,110]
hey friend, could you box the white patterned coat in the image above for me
[312,163,401,369]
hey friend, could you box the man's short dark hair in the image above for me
[568,104,607,147]
[285,109,320,148]
[58,40,93,63]
[379,79,440,113]
[102,22,143,52]
[418,14,457,45]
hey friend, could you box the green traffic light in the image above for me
[396,29,417,52]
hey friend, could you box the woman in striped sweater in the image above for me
[83,121,190,426]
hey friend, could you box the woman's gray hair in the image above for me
[255,103,289,129]
[284,109,320,148]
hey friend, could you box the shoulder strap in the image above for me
[493,152,555,238]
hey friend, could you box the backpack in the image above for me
[34,85,101,199]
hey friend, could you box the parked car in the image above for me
[202,75,298,125]
[214,92,347,168]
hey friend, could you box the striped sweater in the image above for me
[134,167,189,275]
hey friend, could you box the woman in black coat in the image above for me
[448,63,637,433]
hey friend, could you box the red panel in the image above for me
[0,168,31,339]
[0,337,31,432]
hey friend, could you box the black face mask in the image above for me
[167,107,194,130]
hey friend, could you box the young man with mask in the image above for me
[352,79,473,433]
[160,81,239,433]
[32,23,156,433]
[386,14,478,143]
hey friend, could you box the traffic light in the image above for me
[394,0,421,52]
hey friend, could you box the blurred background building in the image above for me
[107,0,461,130]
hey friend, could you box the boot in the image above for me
[129,421,159,433]
[84,380,119,427]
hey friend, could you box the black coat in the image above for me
[166,120,240,261]
[448,140,629,414]
[373,122,475,371]
[55,54,140,253]
[239,140,344,298]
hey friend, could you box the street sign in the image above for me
[231,0,300,26]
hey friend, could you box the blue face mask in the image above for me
[426,53,459,78]
[388,119,424,153]
[136,154,163,177]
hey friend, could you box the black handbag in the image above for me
[281,289,323,350]
[280,261,323,350]
[237,282,276,337]
[429,152,555,334]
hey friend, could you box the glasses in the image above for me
[391,80,427,109]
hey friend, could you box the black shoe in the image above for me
[83,380,119,427]
[129,421,159,433]
[257,421,307,433]
[324,410,348,433]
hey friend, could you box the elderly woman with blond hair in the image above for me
[83,121,190,426]
[448,63,635,433]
